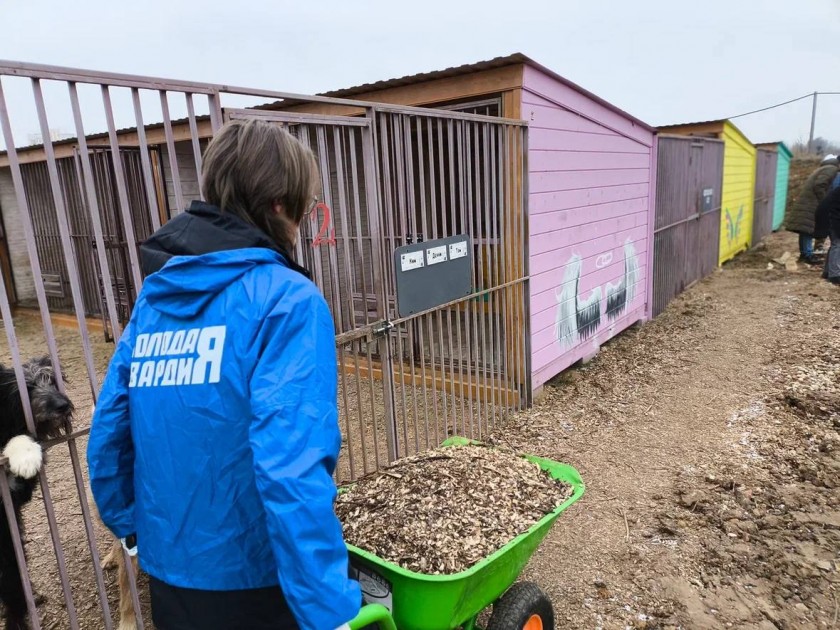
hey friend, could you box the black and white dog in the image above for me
[0,357,72,630]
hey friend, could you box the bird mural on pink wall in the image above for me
[605,240,640,321]
[554,239,640,349]
[555,255,601,349]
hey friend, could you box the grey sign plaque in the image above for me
[394,235,472,317]
[702,188,714,213]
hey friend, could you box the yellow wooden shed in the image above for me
[658,120,757,264]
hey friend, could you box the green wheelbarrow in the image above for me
[345,438,585,630]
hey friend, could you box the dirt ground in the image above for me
[0,228,837,629]
[495,230,839,629]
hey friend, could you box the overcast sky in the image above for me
[1,0,839,148]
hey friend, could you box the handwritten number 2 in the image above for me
[311,202,336,247]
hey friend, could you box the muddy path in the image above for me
[495,231,839,629]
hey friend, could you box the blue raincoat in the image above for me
[87,203,360,630]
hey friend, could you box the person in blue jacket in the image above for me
[87,119,361,630]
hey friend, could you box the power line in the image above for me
[727,93,814,119]
[726,91,840,120]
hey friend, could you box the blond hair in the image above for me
[201,119,318,252]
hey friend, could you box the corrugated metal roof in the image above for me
[756,140,794,150]
[315,54,532,99]
[657,119,726,132]
[658,118,753,145]
[0,114,209,158]
[755,141,794,159]
[272,53,655,132]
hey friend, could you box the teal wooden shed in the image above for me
[756,142,792,231]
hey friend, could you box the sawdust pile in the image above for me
[336,444,572,574]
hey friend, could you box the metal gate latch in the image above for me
[371,320,394,338]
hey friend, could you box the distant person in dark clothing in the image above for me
[787,154,839,264]
[818,184,840,284]
[818,172,840,255]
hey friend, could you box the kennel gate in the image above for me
[0,60,528,629]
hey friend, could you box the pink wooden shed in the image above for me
[276,53,658,393]
[518,60,656,391]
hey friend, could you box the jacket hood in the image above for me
[140,201,306,274]
[143,248,288,318]
[139,201,310,318]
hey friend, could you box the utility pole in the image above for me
[808,91,818,154]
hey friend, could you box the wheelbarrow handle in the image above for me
[348,604,398,630]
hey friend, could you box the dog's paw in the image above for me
[101,542,120,571]
[3,435,42,479]
[117,619,138,630]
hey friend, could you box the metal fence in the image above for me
[0,60,529,628]
[753,147,778,246]
[19,148,165,333]
[652,135,724,317]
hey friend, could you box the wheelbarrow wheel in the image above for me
[487,581,554,630]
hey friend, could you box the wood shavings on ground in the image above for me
[335,444,571,575]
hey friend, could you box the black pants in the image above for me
[149,577,299,630]
[824,230,840,283]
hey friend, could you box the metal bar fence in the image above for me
[0,59,528,629]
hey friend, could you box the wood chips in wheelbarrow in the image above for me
[335,444,572,575]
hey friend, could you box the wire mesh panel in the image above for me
[0,59,528,629]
